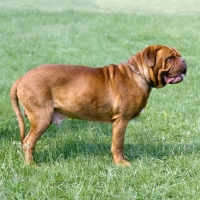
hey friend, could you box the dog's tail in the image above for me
[10,78,25,143]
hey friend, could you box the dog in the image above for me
[10,45,187,166]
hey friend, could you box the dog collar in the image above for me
[125,60,153,88]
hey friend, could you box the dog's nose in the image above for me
[180,58,185,63]
[180,58,187,66]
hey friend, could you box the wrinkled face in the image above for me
[143,45,187,88]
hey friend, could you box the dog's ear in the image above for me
[143,45,161,67]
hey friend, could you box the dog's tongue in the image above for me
[164,76,176,84]
[164,74,185,84]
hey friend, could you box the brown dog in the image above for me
[10,45,187,166]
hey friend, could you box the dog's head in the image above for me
[142,45,187,88]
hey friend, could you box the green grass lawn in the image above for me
[0,0,200,199]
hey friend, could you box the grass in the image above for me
[0,0,200,199]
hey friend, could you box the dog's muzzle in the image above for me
[163,58,187,84]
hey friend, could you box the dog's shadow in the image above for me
[35,140,200,165]
[33,121,200,165]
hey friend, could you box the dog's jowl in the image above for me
[10,45,187,166]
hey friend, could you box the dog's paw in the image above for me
[115,159,131,167]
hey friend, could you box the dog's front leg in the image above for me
[111,118,130,166]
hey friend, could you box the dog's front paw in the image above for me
[115,159,131,167]
[113,154,131,166]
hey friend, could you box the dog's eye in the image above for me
[166,56,174,61]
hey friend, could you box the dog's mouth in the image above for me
[163,67,187,84]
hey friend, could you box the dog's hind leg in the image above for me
[22,108,53,165]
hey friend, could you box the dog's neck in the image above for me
[125,60,154,89]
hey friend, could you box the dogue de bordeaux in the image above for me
[10,45,187,166]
